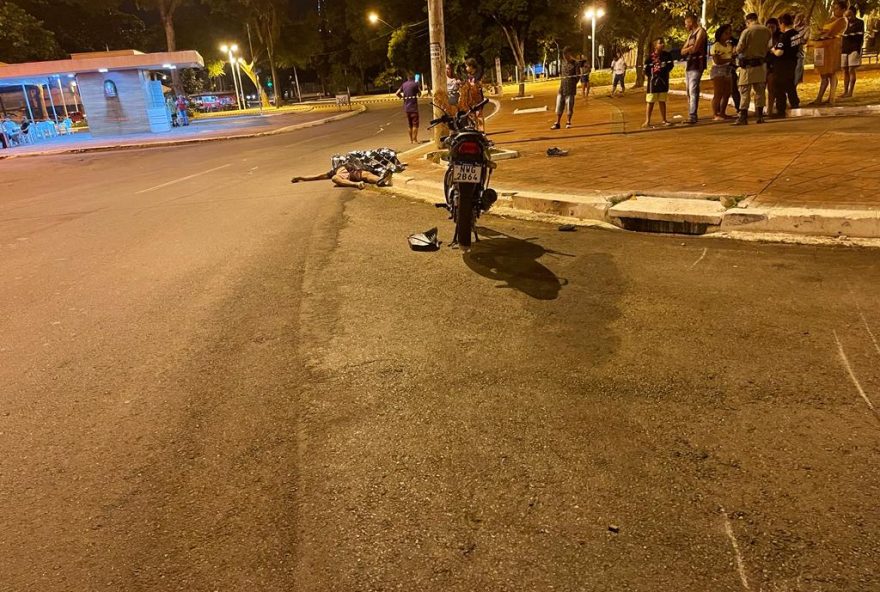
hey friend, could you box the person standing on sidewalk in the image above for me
[810,0,847,105]
[462,58,485,130]
[446,63,461,111]
[175,95,189,127]
[396,72,421,144]
[771,13,801,117]
[711,24,735,120]
[643,38,674,128]
[552,47,579,130]
[841,7,865,98]
[765,18,781,117]
[681,14,708,124]
[610,52,628,96]
[578,55,592,99]
[734,13,772,125]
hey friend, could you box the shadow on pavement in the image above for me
[463,227,571,300]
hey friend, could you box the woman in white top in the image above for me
[711,24,735,120]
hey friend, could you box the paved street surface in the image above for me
[1,102,879,592]
[407,81,880,211]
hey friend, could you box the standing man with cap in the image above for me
[734,13,772,125]
[681,14,708,124]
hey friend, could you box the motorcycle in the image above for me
[428,98,497,247]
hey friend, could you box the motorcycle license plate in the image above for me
[452,163,483,184]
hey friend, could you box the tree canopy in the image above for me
[2,0,856,97]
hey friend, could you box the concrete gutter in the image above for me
[0,104,365,160]
[380,173,880,242]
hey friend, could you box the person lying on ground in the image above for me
[291,164,391,190]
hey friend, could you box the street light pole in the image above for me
[235,58,249,109]
[591,15,597,71]
[222,44,243,110]
[583,7,605,72]
[427,0,447,147]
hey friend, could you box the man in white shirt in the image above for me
[610,53,628,96]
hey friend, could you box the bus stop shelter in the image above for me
[0,50,204,137]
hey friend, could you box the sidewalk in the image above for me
[396,82,880,239]
[0,106,362,159]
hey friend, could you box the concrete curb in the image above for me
[382,172,880,241]
[0,105,366,161]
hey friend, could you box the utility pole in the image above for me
[427,0,447,147]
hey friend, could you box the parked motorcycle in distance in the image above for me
[428,98,498,247]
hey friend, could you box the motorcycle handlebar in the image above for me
[471,98,490,112]
[428,114,453,129]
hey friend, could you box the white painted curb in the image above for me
[381,174,880,240]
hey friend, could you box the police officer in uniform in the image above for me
[771,13,801,117]
[734,13,772,125]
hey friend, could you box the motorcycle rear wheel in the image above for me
[455,184,475,247]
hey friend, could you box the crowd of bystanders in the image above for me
[656,1,865,127]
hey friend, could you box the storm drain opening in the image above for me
[608,196,728,236]
[615,217,715,235]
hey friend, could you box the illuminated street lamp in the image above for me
[367,11,393,28]
[220,43,244,110]
[235,56,249,108]
[583,7,605,72]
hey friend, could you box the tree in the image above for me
[249,0,285,107]
[0,1,60,62]
[387,26,429,75]
[206,59,227,90]
[477,0,581,96]
[237,59,271,106]
[205,0,289,106]
[743,0,798,21]
[15,0,148,55]
[180,67,204,94]
[137,0,188,92]
[610,0,678,87]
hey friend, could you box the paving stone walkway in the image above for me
[406,81,880,211]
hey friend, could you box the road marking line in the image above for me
[858,311,880,357]
[851,300,880,357]
[844,281,880,357]
[833,330,880,421]
[135,164,231,194]
[720,507,751,591]
[689,247,708,269]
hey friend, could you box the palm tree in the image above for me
[743,0,801,22]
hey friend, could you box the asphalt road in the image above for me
[1,103,878,592]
